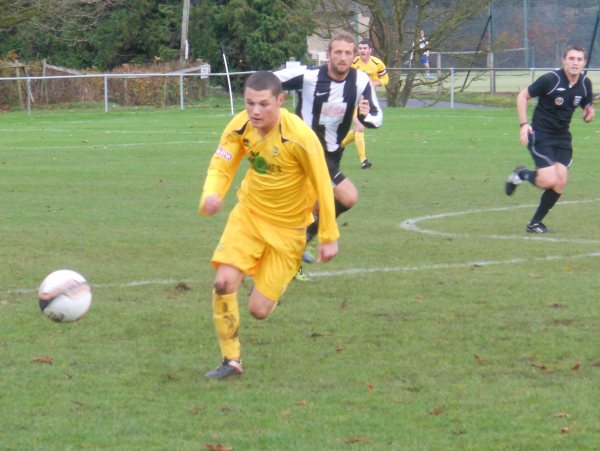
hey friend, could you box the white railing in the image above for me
[1,67,598,113]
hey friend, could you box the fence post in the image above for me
[104,76,109,113]
[450,68,455,109]
[488,52,496,93]
[26,78,32,115]
[180,74,185,110]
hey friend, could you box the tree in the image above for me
[189,0,317,77]
[315,0,489,106]
[0,0,37,30]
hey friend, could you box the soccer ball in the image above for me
[38,269,92,322]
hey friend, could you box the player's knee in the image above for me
[248,303,272,320]
[214,279,231,295]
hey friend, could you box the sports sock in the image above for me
[531,189,561,224]
[341,130,355,148]
[354,131,366,163]
[211,290,240,361]
[518,167,537,185]
[305,200,351,242]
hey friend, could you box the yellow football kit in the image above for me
[200,108,339,299]
[352,56,389,87]
[344,56,388,165]
[200,108,339,362]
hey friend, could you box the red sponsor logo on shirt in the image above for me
[214,146,233,160]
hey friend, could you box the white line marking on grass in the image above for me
[400,199,600,244]
[2,278,188,296]
[0,128,216,135]
[5,250,600,295]
[8,141,211,151]
[6,200,600,294]
[307,251,600,278]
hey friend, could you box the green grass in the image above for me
[2,105,600,449]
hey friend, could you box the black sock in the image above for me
[306,200,351,242]
[531,189,561,224]
[518,167,537,185]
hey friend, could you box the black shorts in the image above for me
[324,147,346,186]
[528,130,572,169]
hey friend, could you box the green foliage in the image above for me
[193,0,313,74]
[0,0,315,72]
[2,106,600,448]
[0,0,36,30]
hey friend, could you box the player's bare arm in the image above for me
[583,104,595,122]
[516,88,532,145]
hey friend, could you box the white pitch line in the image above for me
[7,141,211,151]
[0,128,216,135]
[400,198,600,244]
[307,251,600,278]
[5,200,600,295]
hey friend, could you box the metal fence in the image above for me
[1,67,599,113]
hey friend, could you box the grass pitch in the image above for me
[2,104,600,449]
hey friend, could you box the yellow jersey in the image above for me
[352,56,389,87]
[200,108,339,244]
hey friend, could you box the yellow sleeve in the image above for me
[293,129,339,244]
[198,114,247,215]
[376,58,389,86]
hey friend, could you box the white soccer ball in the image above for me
[38,269,92,322]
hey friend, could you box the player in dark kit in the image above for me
[505,45,595,233]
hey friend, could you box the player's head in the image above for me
[245,71,283,97]
[327,32,357,80]
[562,45,586,76]
[244,71,284,135]
[358,39,373,61]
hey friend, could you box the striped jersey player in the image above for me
[274,32,382,271]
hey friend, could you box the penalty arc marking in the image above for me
[399,199,600,245]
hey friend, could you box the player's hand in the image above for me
[519,124,532,146]
[317,241,338,263]
[583,104,595,123]
[201,194,223,216]
[358,96,370,116]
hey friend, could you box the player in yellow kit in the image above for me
[342,39,388,169]
[199,71,340,379]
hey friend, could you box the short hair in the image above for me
[563,44,586,59]
[328,31,356,52]
[358,39,371,48]
[245,71,283,96]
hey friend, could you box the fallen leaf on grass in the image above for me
[531,363,547,371]
[71,400,84,406]
[203,445,233,451]
[560,427,569,434]
[175,281,191,291]
[571,361,581,371]
[474,354,485,364]
[415,295,424,301]
[552,412,570,418]
[367,383,374,392]
[429,405,446,416]
[31,357,53,364]
[344,437,372,444]
[296,400,309,406]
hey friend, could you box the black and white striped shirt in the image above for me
[275,65,383,153]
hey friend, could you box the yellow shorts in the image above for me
[211,203,305,301]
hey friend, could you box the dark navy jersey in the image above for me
[529,69,593,134]
[274,65,383,153]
